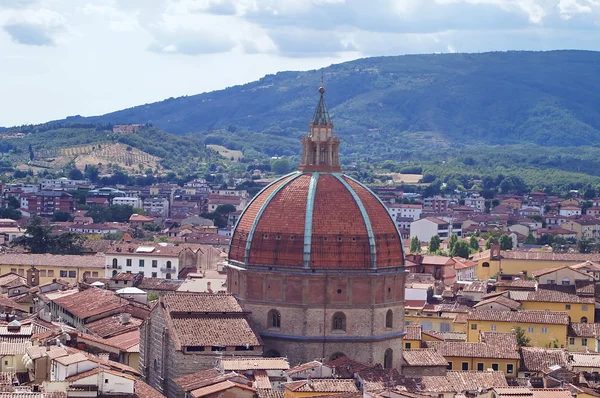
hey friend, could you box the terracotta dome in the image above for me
[229,87,404,270]
[229,171,404,269]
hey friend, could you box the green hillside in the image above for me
[61,50,600,160]
[5,50,600,191]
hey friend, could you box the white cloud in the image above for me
[2,0,600,125]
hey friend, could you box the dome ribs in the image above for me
[309,174,371,269]
[343,176,405,267]
[229,173,298,263]
[248,174,311,267]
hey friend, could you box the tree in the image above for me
[216,204,236,215]
[428,235,441,253]
[68,168,84,180]
[52,212,71,222]
[499,234,513,250]
[84,165,99,182]
[7,196,19,209]
[271,158,291,175]
[410,236,421,254]
[469,235,479,251]
[28,144,34,161]
[514,327,531,347]
[451,240,470,258]
[0,207,21,220]
[449,234,458,253]
[579,238,592,254]
[524,234,536,245]
[12,216,83,254]
[485,236,494,250]
[584,187,596,200]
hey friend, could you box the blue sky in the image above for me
[1,0,600,126]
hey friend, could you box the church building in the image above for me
[227,85,407,367]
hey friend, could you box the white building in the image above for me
[67,368,136,395]
[142,197,170,218]
[0,219,23,243]
[41,178,90,191]
[51,353,97,381]
[559,205,582,217]
[104,244,188,279]
[464,197,486,212]
[410,217,462,242]
[387,203,423,221]
[112,196,143,209]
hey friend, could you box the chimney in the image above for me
[119,313,131,325]
[99,353,110,362]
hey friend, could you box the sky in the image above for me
[1,0,600,127]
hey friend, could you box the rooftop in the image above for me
[283,379,358,393]
[467,310,570,325]
[0,253,104,268]
[219,357,289,371]
[52,287,127,320]
[402,349,448,366]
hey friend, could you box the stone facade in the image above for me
[228,265,405,368]
[139,295,263,398]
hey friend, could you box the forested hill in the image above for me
[59,50,600,158]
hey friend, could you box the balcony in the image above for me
[106,265,123,269]
[160,266,175,273]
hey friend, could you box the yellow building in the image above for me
[472,246,600,281]
[562,219,599,241]
[404,303,469,334]
[0,253,105,285]
[466,310,569,348]
[501,287,595,324]
[425,332,520,376]
[283,379,359,398]
[404,324,444,349]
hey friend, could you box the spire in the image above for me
[299,84,341,173]
[311,86,332,126]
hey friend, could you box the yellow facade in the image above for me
[466,320,567,348]
[561,221,587,240]
[0,264,103,285]
[520,300,594,323]
[476,257,584,281]
[404,315,466,333]
[446,356,518,375]
[404,339,421,349]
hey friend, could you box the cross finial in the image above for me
[320,69,324,87]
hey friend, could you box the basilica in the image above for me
[227,85,407,367]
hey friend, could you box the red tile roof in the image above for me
[520,347,568,372]
[230,172,403,270]
[402,349,448,366]
[283,379,358,393]
[426,341,519,360]
[52,287,127,320]
[467,310,569,325]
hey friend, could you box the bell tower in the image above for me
[298,86,341,172]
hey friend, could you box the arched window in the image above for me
[112,270,118,276]
[581,317,588,323]
[330,352,346,361]
[112,258,118,268]
[166,273,171,280]
[332,312,346,332]
[166,261,172,269]
[384,348,393,369]
[561,277,570,286]
[386,309,393,329]
[268,309,281,329]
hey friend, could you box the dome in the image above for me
[229,171,404,269]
